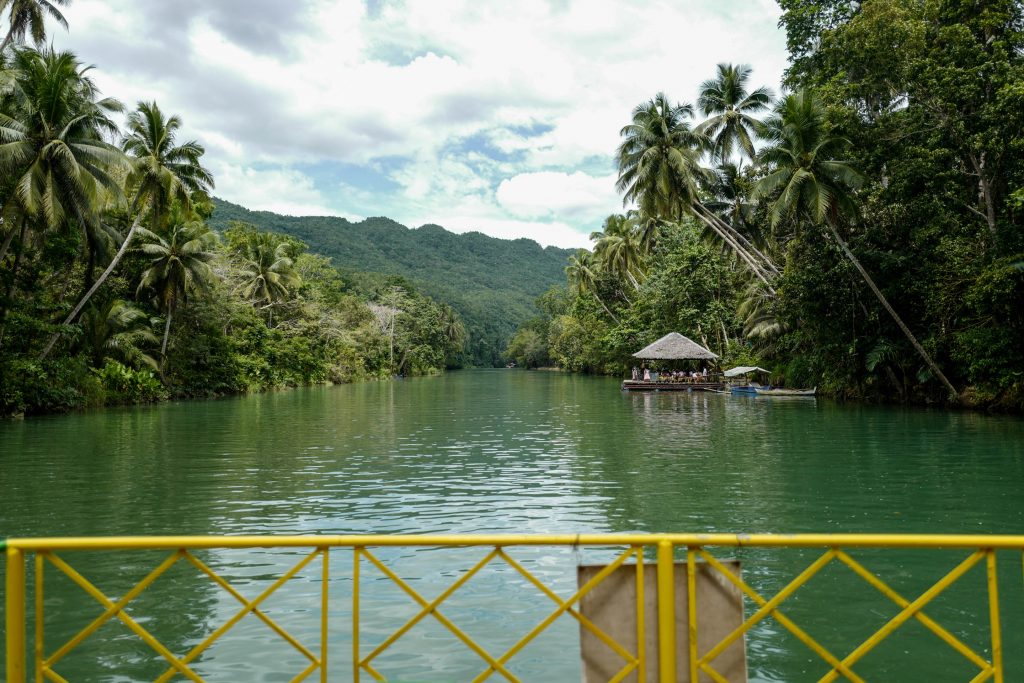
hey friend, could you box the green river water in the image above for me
[2,369,1023,682]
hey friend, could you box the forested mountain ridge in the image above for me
[209,197,575,365]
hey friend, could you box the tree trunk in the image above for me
[824,221,959,401]
[38,215,143,360]
[0,226,16,265]
[0,220,28,352]
[160,303,174,373]
[691,206,777,295]
[0,29,14,53]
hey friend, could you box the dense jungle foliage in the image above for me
[507,0,1024,410]
[0,12,464,416]
[208,198,574,368]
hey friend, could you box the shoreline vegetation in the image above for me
[506,1,1024,413]
[0,8,464,418]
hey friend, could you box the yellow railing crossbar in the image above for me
[495,547,638,665]
[42,551,203,683]
[149,549,321,683]
[834,549,993,673]
[153,548,323,683]
[820,550,985,683]
[43,550,182,669]
[697,548,865,683]
[471,545,636,683]
[359,547,500,666]
[358,547,519,683]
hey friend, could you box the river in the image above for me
[2,370,1023,681]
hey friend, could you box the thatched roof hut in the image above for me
[632,332,718,361]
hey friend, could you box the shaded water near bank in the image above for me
[2,370,1023,681]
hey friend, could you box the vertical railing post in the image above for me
[657,540,676,683]
[686,547,698,683]
[6,545,27,683]
[987,549,1004,683]
[352,547,361,683]
[635,546,646,683]
[320,547,329,683]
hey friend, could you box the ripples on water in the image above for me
[2,370,1023,681]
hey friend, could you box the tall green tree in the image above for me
[616,92,779,291]
[754,90,959,399]
[43,100,214,357]
[566,250,619,323]
[696,63,773,161]
[233,231,301,326]
[135,218,216,371]
[0,0,68,52]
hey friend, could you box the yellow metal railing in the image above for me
[4,533,1021,682]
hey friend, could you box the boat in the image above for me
[754,387,817,396]
[723,366,772,394]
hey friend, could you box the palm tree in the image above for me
[0,47,122,242]
[617,92,708,220]
[0,0,68,53]
[696,63,773,162]
[43,100,214,357]
[233,232,300,326]
[753,90,958,399]
[616,92,779,291]
[438,304,466,350]
[135,219,216,371]
[77,298,158,370]
[591,213,644,291]
[0,47,123,352]
[565,250,619,323]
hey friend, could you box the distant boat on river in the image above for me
[755,387,817,397]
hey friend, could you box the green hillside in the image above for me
[208,198,576,366]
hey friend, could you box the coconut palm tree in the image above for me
[753,90,958,399]
[42,100,214,357]
[696,63,773,162]
[0,0,69,53]
[0,47,123,352]
[233,232,300,326]
[77,298,158,370]
[591,213,644,291]
[135,219,216,371]
[0,47,122,242]
[565,250,619,323]
[616,92,779,292]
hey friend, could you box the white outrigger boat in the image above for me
[754,387,817,396]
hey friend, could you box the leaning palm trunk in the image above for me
[38,215,143,360]
[823,221,958,400]
[688,205,777,295]
[702,206,781,276]
[160,306,173,371]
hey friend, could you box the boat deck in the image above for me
[621,380,725,392]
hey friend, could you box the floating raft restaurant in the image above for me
[621,332,724,392]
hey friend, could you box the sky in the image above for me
[53,0,790,249]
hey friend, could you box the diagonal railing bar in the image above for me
[495,547,637,665]
[697,548,865,683]
[471,546,636,683]
[43,666,71,683]
[820,550,986,683]
[358,548,519,683]
[834,549,992,673]
[42,551,203,683]
[154,548,323,683]
[44,550,183,668]
[360,547,500,668]
[289,659,320,683]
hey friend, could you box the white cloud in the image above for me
[212,163,359,220]
[53,0,789,247]
[497,171,619,222]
